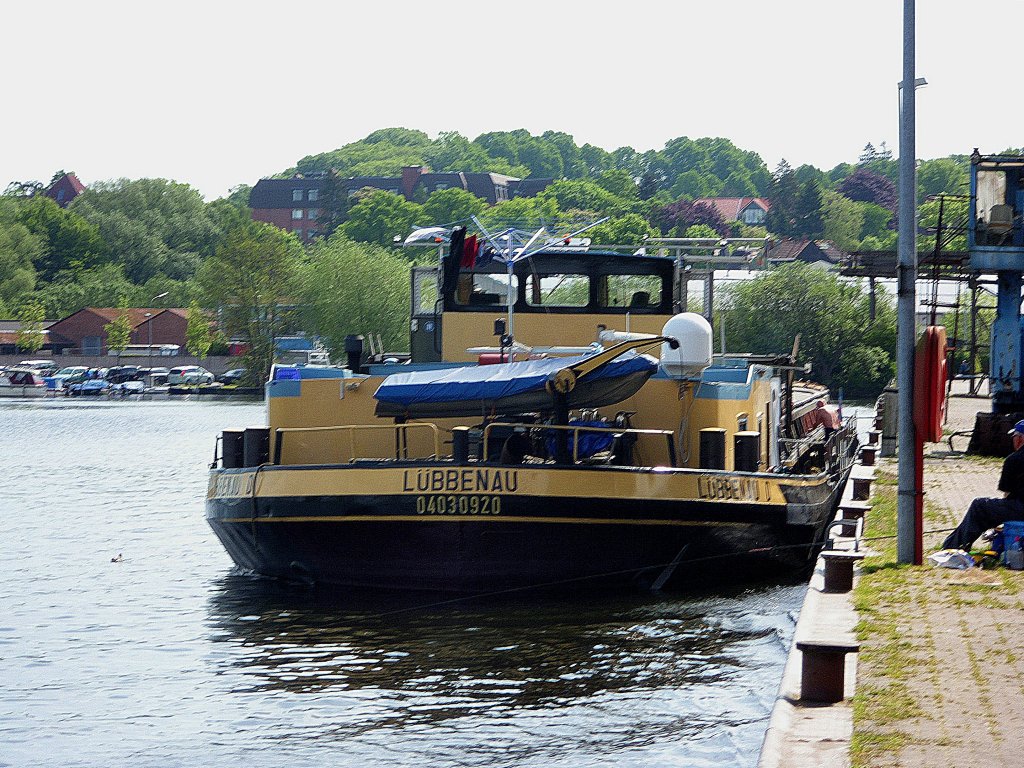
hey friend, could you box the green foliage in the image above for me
[538,179,635,218]
[299,234,411,353]
[14,302,46,352]
[33,263,136,318]
[683,224,719,239]
[104,307,132,354]
[185,300,212,358]
[918,196,969,253]
[857,202,894,241]
[343,190,424,246]
[0,198,40,308]
[724,263,896,395]
[197,221,304,383]
[917,157,968,202]
[70,178,220,283]
[16,196,104,280]
[421,188,486,226]
[595,170,639,200]
[477,195,561,231]
[820,190,864,251]
[587,214,656,245]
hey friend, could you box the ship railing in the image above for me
[779,416,858,473]
[273,423,442,465]
[482,421,677,466]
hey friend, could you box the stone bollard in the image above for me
[796,639,861,703]
[867,429,881,446]
[852,476,872,500]
[860,445,879,466]
[821,550,865,592]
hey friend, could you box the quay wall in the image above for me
[0,354,239,375]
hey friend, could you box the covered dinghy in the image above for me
[374,353,658,418]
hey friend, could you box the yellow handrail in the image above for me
[274,423,441,464]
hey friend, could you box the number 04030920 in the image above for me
[416,495,501,515]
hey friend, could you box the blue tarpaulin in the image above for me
[373,353,657,418]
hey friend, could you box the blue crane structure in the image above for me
[968,150,1024,452]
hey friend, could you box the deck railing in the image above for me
[273,423,441,465]
[482,421,677,466]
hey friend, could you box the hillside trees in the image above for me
[343,190,424,246]
[16,196,104,280]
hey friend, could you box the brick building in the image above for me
[694,197,771,226]
[46,308,189,355]
[250,166,553,243]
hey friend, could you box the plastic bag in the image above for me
[927,549,976,569]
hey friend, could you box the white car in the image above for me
[167,366,215,385]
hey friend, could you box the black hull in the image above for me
[206,466,849,593]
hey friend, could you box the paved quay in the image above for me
[760,380,1024,767]
[850,383,1024,766]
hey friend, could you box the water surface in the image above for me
[0,399,804,767]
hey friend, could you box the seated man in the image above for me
[809,399,841,436]
[941,419,1024,551]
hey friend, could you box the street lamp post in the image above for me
[148,292,169,387]
[896,0,924,564]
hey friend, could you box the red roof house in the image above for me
[43,173,86,208]
[694,197,771,225]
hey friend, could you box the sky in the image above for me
[2,0,1018,200]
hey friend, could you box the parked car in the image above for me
[49,365,90,390]
[167,366,215,385]
[217,368,246,385]
[138,367,170,386]
[106,366,143,384]
[18,359,59,376]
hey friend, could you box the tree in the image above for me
[185,300,213,358]
[792,182,824,238]
[917,157,968,203]
[104,307,132,354]
[652,199,728,236]
[197,221,304,383]
[422,187,486,226]
[587,214,656,245]
[15,302,45,353]
[0,199,40,308]
[819,190,862,251]
[16,196,104,280]
[342,190,423,246]
[837,168,897,212]
[723,263,895,396]
[70,178,222,283]
[299,235,411,353]
[595,170,639,201]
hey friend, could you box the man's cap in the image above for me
[1008,419,1024,436]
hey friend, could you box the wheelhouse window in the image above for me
[524,274,590,307]
[600,274,663,310]
[454,273,517,307]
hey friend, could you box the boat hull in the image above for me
[206,462,851,592]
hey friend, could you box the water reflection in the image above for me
[206,575,803,765]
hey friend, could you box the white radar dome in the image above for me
[660,313,713,379]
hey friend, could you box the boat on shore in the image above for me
[205,232,857,592]
[0,368,49,398]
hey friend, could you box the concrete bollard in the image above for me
[867,429,881,446]
[860,445,879,466]
[821,550,865,592]
[852,476,872,500]
[796,639,861,703]
[838,501,870,522]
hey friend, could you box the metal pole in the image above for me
[896,0,918,564]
